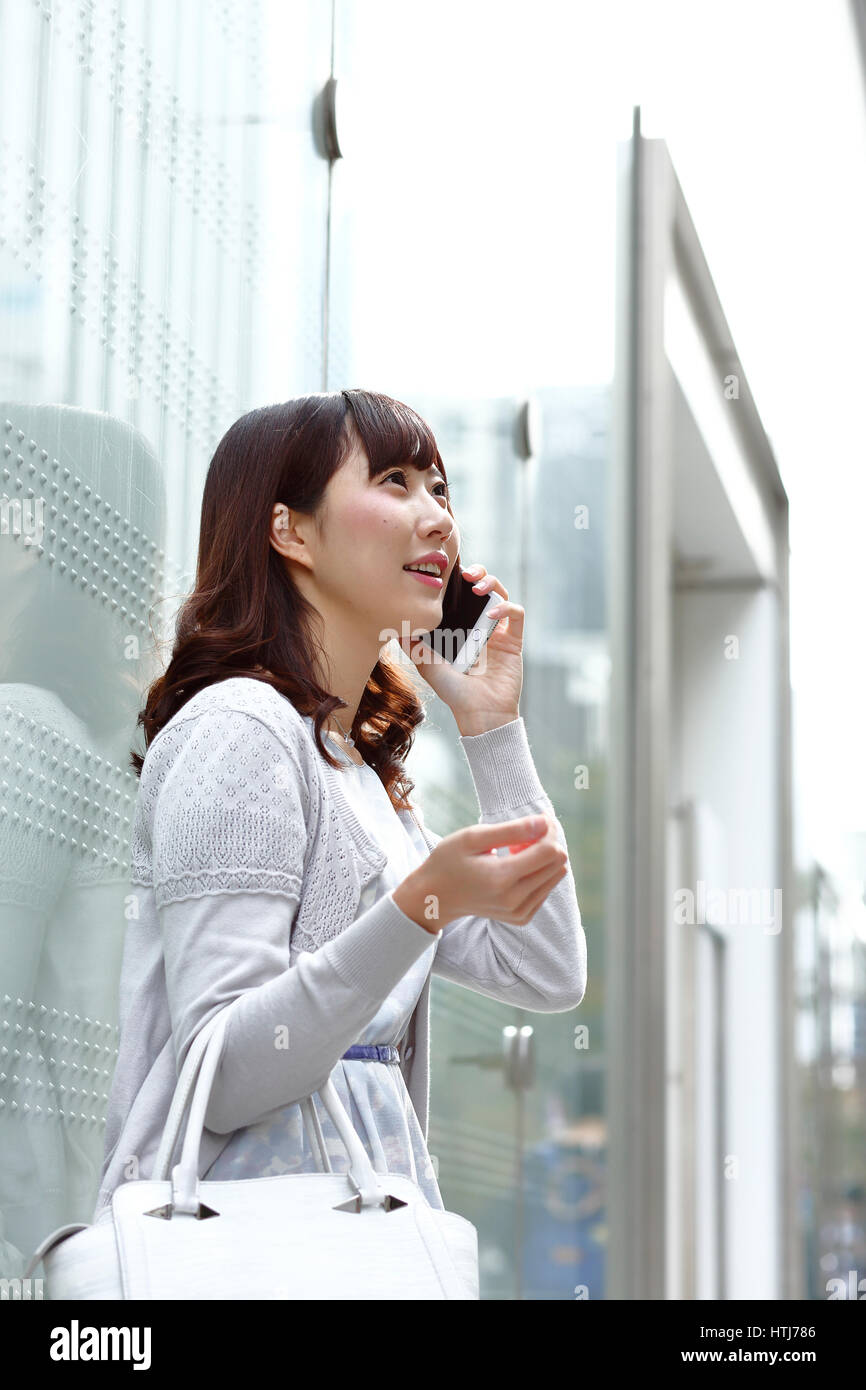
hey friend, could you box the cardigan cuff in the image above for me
[457,716,549,815]
[327,887,441,1001]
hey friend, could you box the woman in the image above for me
[94,388,586,1230]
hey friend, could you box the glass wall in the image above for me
[0,0,330,1274]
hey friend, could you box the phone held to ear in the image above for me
[417,572,503,674]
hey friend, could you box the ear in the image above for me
[269,503,309,565]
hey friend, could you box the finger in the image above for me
[500,856,561,900]
[510,861,570,920]
[505,816,558,855]
[505,834,572,889]
[495,868,568,925]
[466,816,550,854]
[484,601,525,643]
[495,822,566,874]
[469,573,507,600]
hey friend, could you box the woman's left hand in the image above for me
[397,563,524,735]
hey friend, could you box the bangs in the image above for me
[341,389,449,489]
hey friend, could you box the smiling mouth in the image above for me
[403,567,444,588]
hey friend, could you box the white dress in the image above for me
[203,726,444,1208]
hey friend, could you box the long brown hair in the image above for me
[132,389,463,812]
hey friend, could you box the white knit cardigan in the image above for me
[94,676,586,1218]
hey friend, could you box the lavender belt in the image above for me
[340,1045,401,1063]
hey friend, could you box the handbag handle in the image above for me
[152,1000,331,1178]
[152,1003,233,1180]
[154,1001,390,1216]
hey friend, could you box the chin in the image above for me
[381,601,441,644]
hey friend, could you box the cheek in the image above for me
[376,503,403,529]
[345,496,404,541]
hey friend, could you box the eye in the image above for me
[383,469,448,499]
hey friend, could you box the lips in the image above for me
[403,550,448,574]
[403,567,444,588]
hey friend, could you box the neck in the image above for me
[307,605,389,735]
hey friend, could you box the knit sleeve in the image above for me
[149,706,441,1135]
[430,717,587,1012]
[149,706,307,908]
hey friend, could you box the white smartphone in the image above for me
[417,572,503,672]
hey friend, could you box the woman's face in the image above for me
[276,432,461,646]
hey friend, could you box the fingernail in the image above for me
[528,816,546,833]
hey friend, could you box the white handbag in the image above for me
[22,998,480,1300]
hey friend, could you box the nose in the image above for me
[419,499,457,551]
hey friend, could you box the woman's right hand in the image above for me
[392,814,569,933]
